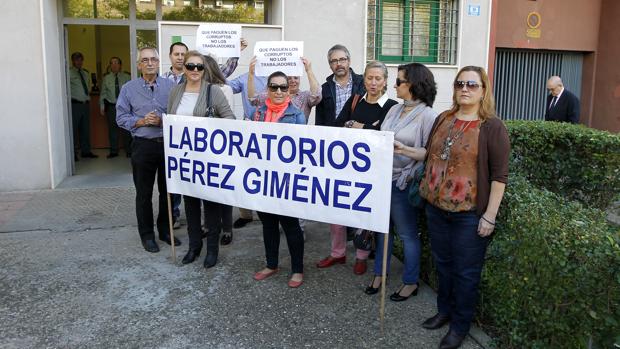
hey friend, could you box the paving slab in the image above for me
[0,188,486,349]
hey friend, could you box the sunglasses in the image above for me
[454,80,482,91]
[268,84,289,92]
[184,63,205,71]
[395,78,408,86]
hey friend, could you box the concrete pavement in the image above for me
[0,187,487,349]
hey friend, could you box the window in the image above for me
[367,0,458,64]
[162,0,266,24]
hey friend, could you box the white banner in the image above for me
[163,116,394,233]
[195,23,241,58]
[253,41,304,77]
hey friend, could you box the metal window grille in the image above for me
[367,0,458,64]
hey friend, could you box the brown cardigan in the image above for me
[425,112,510,215]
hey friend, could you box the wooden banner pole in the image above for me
[167,193,176,262]
[380,232,389,334]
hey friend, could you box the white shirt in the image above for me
[176,92,199,116]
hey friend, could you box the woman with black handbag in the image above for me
[364,63,438,301]
[316,61,398,276]
[167,50,235,268]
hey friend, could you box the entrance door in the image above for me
[493,49,583,121]
[64,24,132,182]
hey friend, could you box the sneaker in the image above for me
[173,218,181,229]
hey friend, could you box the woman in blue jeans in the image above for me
[419,66,510,349]
[365,63,438,300]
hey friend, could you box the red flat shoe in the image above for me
[253,268,279,281]
[316,255,346,268]
[288,274,304,288]
[353,258,367,275]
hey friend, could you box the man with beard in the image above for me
[315,44,365,126]
[314,44,367,274]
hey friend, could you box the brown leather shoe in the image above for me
[353,258,367,275]
[316,255,346,268]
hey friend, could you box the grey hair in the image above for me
[137,47,159,63]
[364,60,389,93]
[327,44,351,62]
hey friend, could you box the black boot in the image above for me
[204,232,220,268]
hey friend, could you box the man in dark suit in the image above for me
[544,76,580,123]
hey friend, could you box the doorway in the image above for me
[63,24,133,188]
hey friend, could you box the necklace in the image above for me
[440,118,474,161]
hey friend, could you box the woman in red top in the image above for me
[419,66,510,349]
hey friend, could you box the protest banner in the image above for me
[195,23,241,57]
[163,115,393,233]
[253,41,304,77]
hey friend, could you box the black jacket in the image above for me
[544,89,580,123]
[315,69,365,127]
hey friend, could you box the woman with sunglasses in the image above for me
[247,56,321,123]
[418,66,510,349]
[364,63,438,302]
[167,50,235,268]
[315,61,398,276]
[248,65,306,288]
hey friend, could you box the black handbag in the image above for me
[204,83,215,118]
[353,229,375,251]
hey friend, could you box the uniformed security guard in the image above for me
[99,57,131,158]
[69,52,97,160]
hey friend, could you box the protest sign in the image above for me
[195,23,241,57]
[163,115,393,233]
[253,41,304,77]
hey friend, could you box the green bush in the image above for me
[506,121,620,210]
[392,122,620,348]
[481,176,619,348]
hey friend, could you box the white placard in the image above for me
[163,116,394,233]
[253,41,304,77]
[195,23,241,58]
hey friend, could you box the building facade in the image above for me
[0,0,493,191]
[489,0,620,132]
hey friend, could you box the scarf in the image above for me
[264,97,291,123]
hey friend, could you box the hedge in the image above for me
[480,176,619,348]
[393,121,620,348]
[506,121,620,210]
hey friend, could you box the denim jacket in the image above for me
[252,102,306,125]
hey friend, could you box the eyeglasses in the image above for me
[184,63,205,71]
[395,78,408,86]
[140,57,160,64]
[328,57,349,65]
[454,80,482,91]
[268,84,289,92]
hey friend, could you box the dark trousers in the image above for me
[104,103,131,154]
[131,137,169,241]
[71,101,91,154]
[185,196,222,251]
[206,203,232,232]
[257,211,304,273]
[425,204,490,336]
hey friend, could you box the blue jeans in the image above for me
[374,182,421,285]
[425,204,489,336]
